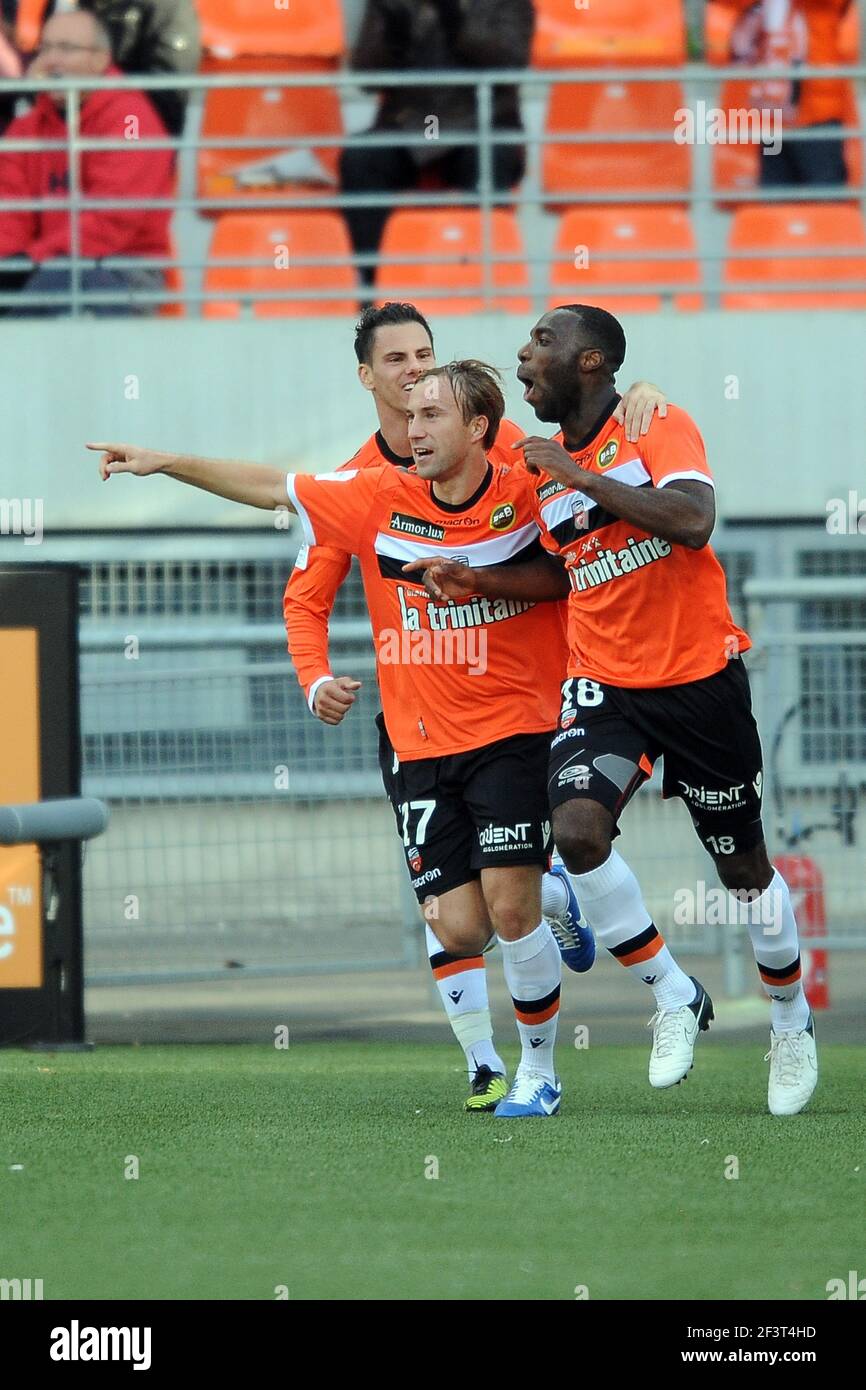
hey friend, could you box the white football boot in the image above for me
[648,976,714,1088]
[766,1015,818,1116]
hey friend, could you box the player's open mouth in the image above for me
[413,448,433,457]
[517,372,537,403]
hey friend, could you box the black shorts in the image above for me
[548,660,765,857]
[376,714,553,901]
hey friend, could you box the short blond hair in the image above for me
[417,360,505,450]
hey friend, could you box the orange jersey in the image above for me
[284,417,532,709]
[286,460,568,759]
[532,402,750,689]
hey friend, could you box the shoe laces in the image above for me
[508,1070,547,1104]
[548,913,579,949]
[764,1030,805,1084]
[647,1007,686,1057]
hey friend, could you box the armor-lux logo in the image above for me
[388,512,446,541]
[537,478,567,503]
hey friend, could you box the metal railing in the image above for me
[67,542,866,984]
[1,61,865,312]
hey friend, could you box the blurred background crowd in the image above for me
[0,1,860,314]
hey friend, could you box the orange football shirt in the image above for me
[286,460,568,759]
[532,402,751,688]
[284,417,535,708]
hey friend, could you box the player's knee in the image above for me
[483,882,538,940]
[432,917,490,956]
[553,816,612,875]
[486,900,537,940]
[714,842,773,894]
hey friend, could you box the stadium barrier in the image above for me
[0,62,864,312]
[63,534,865,989]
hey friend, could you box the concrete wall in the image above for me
[1,311,863,531]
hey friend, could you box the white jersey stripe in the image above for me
[604,456,652,488]
[374,519,540,568]
[285,474,317,546]
[657,470,716,489]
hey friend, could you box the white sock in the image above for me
[568,850,695,1009]
[425,925,504,1076]
[541,869,569,919]
[497,921,561,1083]
[727,869,810,1033]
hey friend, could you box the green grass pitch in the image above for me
[2,1042,861,1301]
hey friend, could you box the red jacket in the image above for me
[0,69,173,262]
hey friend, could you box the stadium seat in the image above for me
[549,207,702,313]
[713,80,862,202]
[532,0,686,66]
[374,209,530,316]
[722,203,866,309]
[542,81,691,206]
[197,82,343,211]
[198,0,345,63]
[203,212,358,318]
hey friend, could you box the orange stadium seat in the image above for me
[713,80,862,202]
[197,82,343,210]
[549,207,702,313]
[543,81,691,206]
[722,203,866,308]
[374,209,530,316]
[532,0,686,67]
[706,0,860,63]
[203,212,359,318]
[198,0,345,63]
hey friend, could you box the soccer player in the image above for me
[89,362,585,1117]
[283,301,662,1109]
[412,306,818,1118]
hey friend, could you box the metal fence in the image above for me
[72,530,866,987]
[1,61,865,312]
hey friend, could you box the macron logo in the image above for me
[50,1321,152,1371]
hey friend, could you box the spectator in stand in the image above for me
[42,0,200,136]
[340,0,534,284]
[0,8,174,315]
[719,0,853,186]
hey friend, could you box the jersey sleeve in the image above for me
[285,466,386,553]
[283,544,352,713]
[640,405,715,491]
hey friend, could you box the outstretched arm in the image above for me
[87,441,291,513]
